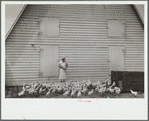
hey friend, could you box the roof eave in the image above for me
[133,5,144,25]
[5,4,27,40]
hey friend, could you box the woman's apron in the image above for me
[59,60,68,80]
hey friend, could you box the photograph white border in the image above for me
[1,1,148,120]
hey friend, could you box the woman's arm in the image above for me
[66,62,68,68]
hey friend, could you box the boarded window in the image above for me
[108,20,126,37]
[40,45,59,78]
[39,17,59,37]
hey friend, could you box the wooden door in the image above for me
[109,46,125,74]
[40,45,59,78]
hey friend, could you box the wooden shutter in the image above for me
[39,17,59,37]
[109,46,125,74]
[40,45,59,78]
[108,20,126,37]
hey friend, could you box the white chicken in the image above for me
[108,81,116,90]
[75,85,80,93]
[86,79,92,87]
[18,90,25,96]
[29,90,34,95]
[88,89,93,95]
[77,90,81,98]
[63,88,70,97]
[56,86,63,93]
[39,88,43,94]
[114,87,121,94]
[97,80,102,85]
[99,83,106,88]
[105,82,109,92]
[63,86,68,92]
[98,87,106,95]
[130,90,137,96]
[92,82,97,88]
[70,88,77,98]
[112,81,116,87]
[107,81,111,86]
[106,75,112,85]
[108,87,115,93]
[82,84,88,94]
[52,88,57,94]
[46,83,52,88]
[95,87,99,92]
[46,89,51,97]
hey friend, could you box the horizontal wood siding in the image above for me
[6,4,144,86]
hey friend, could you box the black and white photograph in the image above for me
[1,1,148,120]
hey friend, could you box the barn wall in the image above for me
[6,4,144,86]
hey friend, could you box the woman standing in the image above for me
[58,57,68,83]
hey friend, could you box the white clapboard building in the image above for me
[5,4,144,86]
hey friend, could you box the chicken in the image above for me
[106,75,112,85]
[34,83,41,92]
[77,90,81,98]
[18,90,25,96]
[70,88,77,98]
[108,87,115,93]
[107,81,111,86]
[99,83,106,88]
[82,80,86,84]
[112,82,116,87]
[97,80,102,85]
[42,81,47,87]
[63,88,68,93]
[46,89,51,97]
[105,82,109,92]
[46,83,52,88]
[22,83,27,90]
[107,81,116,90]
[28,88,34,95]
[39,88,43,94]
[42,87,47,92]
[86,79,92,87]
[52,88,57,94]
[25,84,30,89]
[88,89,93,95]
[95,83,100,92]
[95,87,99,92]
[34,90,38,95]
[81,84,88,94]
[92,82,97,88]
[98,87,106,95]
[63,88,70,97]
[56,86,63,93]
[76,84,81,92]
[114,87,121,94]
[130,90,137,96]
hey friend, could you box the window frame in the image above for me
[108,19,126,38]
[38,17,60,37]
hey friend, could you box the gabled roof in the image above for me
[5,4,144,39]
[5,4,27,39]
[133,5,144,25]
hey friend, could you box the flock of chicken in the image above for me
[18,79,123,98]
[18,79,138,98]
